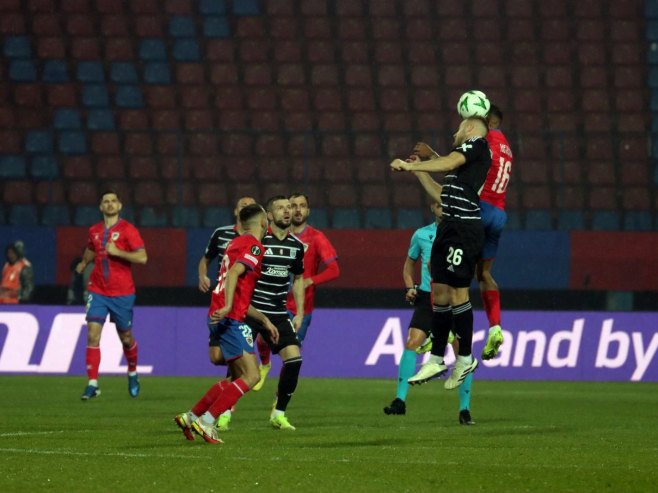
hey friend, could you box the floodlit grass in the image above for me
[1,376,656,493]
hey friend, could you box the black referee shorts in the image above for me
[409,289,432,335]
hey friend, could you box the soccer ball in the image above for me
[457,90,491,118]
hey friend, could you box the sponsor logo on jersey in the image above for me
[264,266,289,277]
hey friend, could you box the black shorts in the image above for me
[245,315,300,354]
[431,220,484,288]
[409,290,432,335]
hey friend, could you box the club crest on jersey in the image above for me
[111,232,120,241]
[251,245,261,256]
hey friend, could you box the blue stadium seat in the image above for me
[54,108,82,129]
[82,84,110,107]
[557,210,585,231]
[0,155,27,178]
[332,208,361,228]
[169,16,197,37]
[172,206,200,227]
[647,21,658,41]
[139,207,168,227]
[25,130,54,153]
[364,208,392,229]
[120,205,136,224]
[139,39,167,61]
[309,208,329,229]
[525,210,553,230]
[650,68,658,88]
[623,211,653,231]
[0,205,5,225]
[3,36,32,58]
[9,60,37,82]
[650,47,658,65]
[591,211,621,231]
[653,160,658,185]
[144,62,171,84]
[203,17,230,38]
[172,39,201,61]
[202,207,232,228]
[647,1,658,18]
[58,131,87,155]
[30,155,59,179]
[87,110,115,130]
[115,85,144,108]
[200,0,226,14]
[110,62,139,84]
[8,205,39,226]
[41,205,70,226]
[74,206,101,226]
[396,208,424,229]
[76,61,105,82]
[651,93,658,113]
[505,211,523,230]
[233,0,260,15]
[43,60,70,83]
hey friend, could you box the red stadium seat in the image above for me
[180,86,210,109]
[577,20,606,41]
[255,134,285,156]
[118,110,149,129]
[478,65,506,88]
[371,19,400,42]
[619,161,649,185]
[437,19,469,41]
[66,15,96,36]
[62,156,93,179]
[0,130,21,153]
[313,88,343,112]
[144,86,177,109]
[586,161,616,185]
[555,161,584,185]
[321,135,350,158]
[413,89,442,112]
[164,0,193,15]
[280,88,310,112]
[379,88,409,112]
[303,17,332,40]
[245,87,277,110]
[210,63,239,85]
[220,133,252,156]
[104,38,134,61]
[300,0,327,16]
[96,156,126,179]
[513,90,542,112]
[545,66,574,88]
[239,39,270,63]
[198,183,229,206]
[165,181,196,206]
[123,133,153,155]
[213,86,244,110]
[262,182,290,200]
[347,88,377,112]
[150,110,181,129]
[583,112,612,132]
[384,112,413,131]
[615,90,645,113]
[445,65,475,88]
[3,181,34,204]
[306,40,335,63]
[368,0,396,16]
[70,38,100,60]
[541,19,570,41]
[276,63,306,86]
[402,0,431,16]
[557,186,586,209]
[353,134,383,157]
[344,65,372,87]
[509,41,539,65]
[67,180,100,205]
[269,17,299,40]
[283,111,314,131]
[506,19,536,41]
[475,44,504,65]
[257,157,290,182]
[13,84,44,108]
[187,133,219,155]
[511,66,540,88]
[225,157,256,182]
[32,14,62,36]
[128,0,159,14]
[377,64,406,88]
[611,20,641,41]
[582,90,610,112]
[134,15,163,37]
[311,64,340,86]
[336,0,363,16]
[577,43,606,65]
[392,183,424,208]
[184,110,214,130]
[471,19,503,42]
[160,157,190,180]
[522,185,552,209]
[337,17,367,40]
[327,183,358,207]
[97,0,124,14]
[46,84,78,107]
[356,158,387,183]
[100,15,131,36]
[360,183,390,208]
[588,186,618,209]
[611,42,643,65]
[543,43,573,65]
[404,18,433,41]
[37,37,66,58]
[614,67,644,89]
[133,180,164,206]
[128,156,159,179]
[217,111,248,130]
[350,111,380,131]
[191,157,223,181]
[91,132,120,154]
[373,42,403,64]
[340,41,369,63]
[274,40,302,63]
[518,160,550,184]
[574,0,603,17]
[235,17,265,38]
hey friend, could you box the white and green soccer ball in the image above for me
[457,90,491,118]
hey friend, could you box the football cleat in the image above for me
[447,331,455,345]
[383,398,406,415]
[252,362,272,392]
[270,414,296,431]
[80,385,100,400]
[174,413,195,441]
[408,361,448,385]
[215,411,231,432]
[459,409,475,425]
[128,374,140,398]
[481,325,504,360]
[191,418,224,444]
[445,358,479,390]
[415,338,432,354]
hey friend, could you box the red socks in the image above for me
[481,290,501,327]
[191,380,230,417]
[208,379,250,419]
[86,346,100,380]
[256,334,271,366]
[123,341,138,372]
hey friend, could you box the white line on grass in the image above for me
[0,431,91,438]
[0,448,207,460]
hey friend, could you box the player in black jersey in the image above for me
[197,196,256,293]
[390,116,491,390]
[218,195,306,431]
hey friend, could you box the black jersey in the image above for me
[441,136,492,222]
[250,231,304,317]
[203,225,239,279]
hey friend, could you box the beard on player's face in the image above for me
[273,216,291,229]
[291,211,307,226]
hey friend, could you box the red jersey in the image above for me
[208,234,264,322]
[480,129,514,210]
[286,225,338,314]
[87,219,145,297]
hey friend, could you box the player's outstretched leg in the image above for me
[481,325,504,360]
[445,357,478,390]
[174,412,195,441]
[408,358,448,385]
[191,418,224,444]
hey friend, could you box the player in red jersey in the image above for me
[76,190,148,400]
[285,192,340,344]
[174,204,279,444]
[478,105,513,360]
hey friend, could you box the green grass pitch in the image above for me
[1,376,656,493]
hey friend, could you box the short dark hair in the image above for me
[99,189,120,202]
[239,203,265,223]
[266,195,288,212]
[488,104,503,122]
[289,192,309,207]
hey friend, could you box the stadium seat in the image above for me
[364,208,393,229]
[332,208,361,228]
[199,0,226,15]
[591,211,621,230]
[134,15,163,37]
[139,38,167,61]
[133,181,164,206]
[76,61,105,83]
[361,183,390,208]
[202,206,232,227]
[8,205,38,226]
[233,0,259,16]
[525,210,553,230]
[104,38,135,61]
[127,156,159,179]
[172,206,200,227]
[3,36,31,58]
[58,131,87,155]
[0,155,27,178]
[115,85,144,108]
[42,60,69,83]
[87,109,115,130]
[62,156,93,179]
[505,210,523,230]
[139,206,168,227]
[25,130,54,154]
[396,208,424,229]
[91,131,120,154]
[623,211,653,231]
[557,210,585,230]
[588,187,618,210]
[30,155,59,179]
[173,39,201,61]
[82,84,110,107]
[169,16,196,37]
[110,62,139,84]
[96,156,126,179]
[54,108,82,130]
[303,18,332,40]
[41,204,71,226]
[73,205,102,226]
[67,181,100,205]
[622,186,650,210]
[119,109,149,129]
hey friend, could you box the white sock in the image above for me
[457,354,473,365]
[272,409,284,418]
[128,371,137,377]
[428,354,444,365]
[88,379,98,387]
[220,410,231,418]
[200,412,214,426]
[187,411,198,422]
